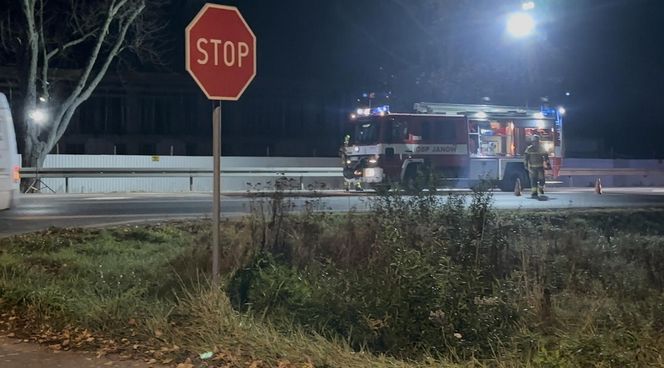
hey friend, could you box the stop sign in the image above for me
[186,4,256,101]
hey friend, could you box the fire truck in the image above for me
[342,102,563,191]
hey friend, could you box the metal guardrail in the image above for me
[20,167,343,193]
[20,167,342,178]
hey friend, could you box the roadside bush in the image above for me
[230,184,524,359]
[3,189,664,366]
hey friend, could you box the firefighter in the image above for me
[339,135,350,165]
[340,134,362,191]
[524,135,550,198]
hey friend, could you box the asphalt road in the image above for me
[2,188,664,236]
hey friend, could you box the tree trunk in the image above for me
[9,0,148,172]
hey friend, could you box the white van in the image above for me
[0,92,20,210]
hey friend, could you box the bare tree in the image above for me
[0,0,167,168]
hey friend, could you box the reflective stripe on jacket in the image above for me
[524,145,549,169]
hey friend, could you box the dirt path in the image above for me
[0,337,165,368]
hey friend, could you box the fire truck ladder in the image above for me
[413,102,544,118]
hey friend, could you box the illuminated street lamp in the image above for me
[507,12,536,38]
[558,106,566,115]
[28,108,48,124]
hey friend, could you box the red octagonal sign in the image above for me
[186,4,256,101]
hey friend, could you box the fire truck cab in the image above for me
[342,102,563,191]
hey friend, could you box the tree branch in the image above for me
[38,0,49,100]
[51,0,123,134]
[51,0,145,147]
[21,0,38,100]
[46,30,97,60]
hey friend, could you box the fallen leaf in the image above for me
[48,344,62,351]
[176,364,194,368]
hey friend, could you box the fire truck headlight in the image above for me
[368,157,378,164]
[346,160,351,165]
[354,170,362,176]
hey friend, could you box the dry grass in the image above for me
[0,203,664,367]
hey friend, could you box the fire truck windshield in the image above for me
[353,122,379,144]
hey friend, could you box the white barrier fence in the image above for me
[19,155,664,194]
[30,155,343,193]
[558,158,664,187]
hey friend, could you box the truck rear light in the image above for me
[12,165,20,183]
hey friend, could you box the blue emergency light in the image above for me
[371,105,390,116]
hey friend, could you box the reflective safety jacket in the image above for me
[524,144,550,169]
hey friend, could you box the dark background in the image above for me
[3,0,663,158]
[176,0,664,158]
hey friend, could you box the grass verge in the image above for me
[0,194,663,367]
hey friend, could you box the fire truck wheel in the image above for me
[403,165,420,193]
[370,182,391,195]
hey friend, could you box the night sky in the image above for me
[174,1,663,157]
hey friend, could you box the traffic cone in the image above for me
[595,178,602,194]
[514,177,522,196]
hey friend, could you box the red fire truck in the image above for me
[342,102,563,191]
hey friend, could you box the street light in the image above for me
[507,12,535,38]
[557,106,566,115]
[28,108,48,124]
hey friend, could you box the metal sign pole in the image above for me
[212,103,221,281]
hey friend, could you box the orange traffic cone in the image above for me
[514,177,522,196]
[595,178,602,194]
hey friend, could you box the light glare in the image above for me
[507,12,535,38]
[558,107,566,115]
[28,109,48,124]
[522,1,535,11]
